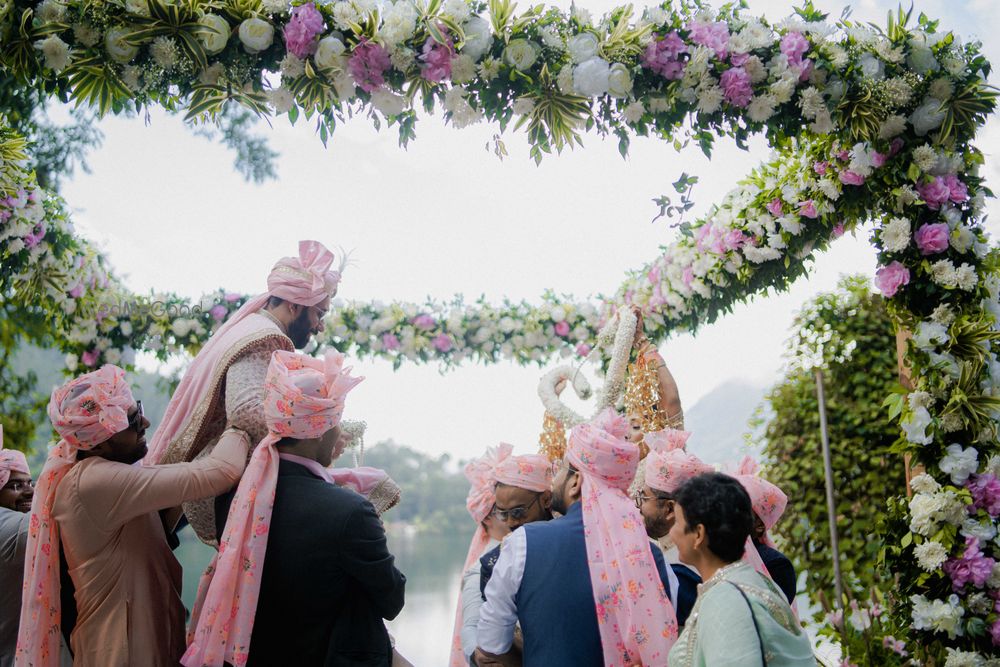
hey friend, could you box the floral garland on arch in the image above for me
[2,0,1000,659]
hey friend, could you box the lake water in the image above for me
[176,526,469,667]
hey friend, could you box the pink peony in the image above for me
[874,261,910,297]
[642,32,687,79]
[554,320,570,337]
[968,473,1000,517]
[798,200,818,219]
[432,333,453,352]
[575,343,592,357]
[412,314,435,330]
[942,174,969,204]
[348,39,391,93]
[918,177,952,210]
[686,20,729,59]
[719,66,752,107]
[839,170,865,186]
[210,304,228,321]
[779,31,810,66]
[81,349,99,367]
[836,149,850,161]
[766,198,783,216]
[914,222,950,255]
[813,161,828,175]
[942,536,995,592]
[224,292,242,302]
[871,151,888,168]
[283,2,325,59]
[419,30,453,82]
[381,333,400,351]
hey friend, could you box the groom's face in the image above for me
[288,296,331,348]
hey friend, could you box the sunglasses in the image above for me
[493,494,542,522]
[128,400,144,433]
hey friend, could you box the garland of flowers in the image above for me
[2,0,1000,659]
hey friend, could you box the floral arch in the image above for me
[2,0,1000,659]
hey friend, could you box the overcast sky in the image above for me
[57,0,1000,462]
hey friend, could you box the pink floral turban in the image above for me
[184,350,362,667]
[266,240,343,307]
[18,365,135,667]
[643,428,712,494]
[0,425,30,489]
[495,450,553,493]
[450,443,511,667]
[732,455,788,547]
[566,408,678,665]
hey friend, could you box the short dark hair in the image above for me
[674,472,753,563]
[266,295,285,309]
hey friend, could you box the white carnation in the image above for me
[380,1,418,45]
[955,263,978,291]
[911,98,946,136]
[881,216,911,252]
[539,25,563,50]
[913,145,938,172]
[858,52,884,79]
[931,259,958,288]
[908,44,940,74]
[440,0,470,24]
[35,34,70,72]
[696,84,723,114]
[878,114,907,139]
[370,88,406,117]
[266,87,294,114]
[914,540,948,572]
[623,100,644,123]
[909,472,940,494]
[747,94,777,122]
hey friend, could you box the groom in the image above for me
[145,240,344,544]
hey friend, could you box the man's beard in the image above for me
[550,479,570,515]
[287,309,313,348]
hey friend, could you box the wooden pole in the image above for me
[896,328,924,497]
[814,368,844,607]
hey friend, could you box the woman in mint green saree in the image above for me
[666,473,815,667]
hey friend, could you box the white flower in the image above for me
[878,114,907,139]
[370,88,406,116]
[261,0,287,13]
[747,94,777,123]
[199,62,224,86]
[931,259,958,288]
[239,17,274,53]
[740,19,772,49]
[571,3,591,25]
[607,63,632,97]
[909,472,940,494]
[478,56,500,80]
[623,100,644,123]
[539,25,563,50]
[944,56,967,77]
[881,216,911,252]
[171,318,193,337]
[380,1,418,45]
[961,518,997,542]
[331,2,360,30]
[150,36,179,69]
[955,263,978,291]
[266,87,294,113]
[744,55,766,83]
[798,87,826,119]
[902,406,933,445]
[461,16,492,61]
[573,57,609,97]
[440,0,470,24]
[989,561,1000,589]
[450,53,475,84]
[858,52,884,79]
[125,0,150,15]
[199,13,231,55]
[929,77,954,101]
[104,27,139,65]
[36,0,67,23]
[503,39,537,71]
[511,96,535,116]
[443,87,482,128]
[64,353,79,371]
[931,304,956,326]
[943,649,983,667]
[696,85,723,114]
[389,47,414,71]
[914,540,948,572]
[940,443,979,485]
[908,44,940,73]
[913,320,949,351]
[73,23,102,47]
[103,348,122,366]
[556,64,574,93]
[314,36,346,70]
[913,145,938,172]
[911,594,965,639]
[567,32,599,63]
[35,34,70,72]
[911,98,946,136]
[951,225,976,254]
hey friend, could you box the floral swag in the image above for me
[2,0,1000,660]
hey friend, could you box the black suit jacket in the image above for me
[754,541,796,604]
[216,459,406,667]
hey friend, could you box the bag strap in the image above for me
[728,581,767,666]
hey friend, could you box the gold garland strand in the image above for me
[624,354,667,444]
[538,411,567,462]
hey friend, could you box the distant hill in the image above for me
[683,380,769,465]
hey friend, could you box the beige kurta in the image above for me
[52,429,249,667]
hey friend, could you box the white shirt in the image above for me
[476,528,679,655]
[460,537,500,661]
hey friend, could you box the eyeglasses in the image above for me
[634,492,672,509]
[493,494,542,522]
[3,479,34,493]
[128,400,144,433]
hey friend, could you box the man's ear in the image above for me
[541,489,552,509]
[568,471,583,501]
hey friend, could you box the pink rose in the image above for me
[918,177,951,210]
[81,349,100,367]
[914,222,950,255]
[719,66,752,107]
[210,304,228,321]
[798,200,818,219]
[766,198,783,216]
[836,149,850,161]
[432,333,453,352]
[412,314,435,330]
[554,320,570,337]
[839,170,865,186]
[813,161,828,175]
[575,343,592,357]
[874,261,910,297]
[942,174,969,204]
[381,333,400,351]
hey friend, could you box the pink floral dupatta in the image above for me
[448,443,510,667]
[182,349,361,667]
[16,365,135,667]
[567,409,678,667]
